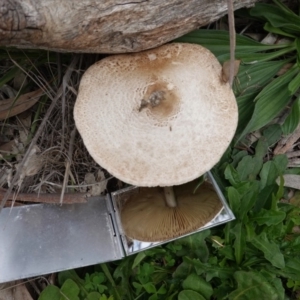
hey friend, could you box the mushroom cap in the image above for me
[74,43,238,187]
[120,181,223,242]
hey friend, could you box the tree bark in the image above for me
[1,0,259,53]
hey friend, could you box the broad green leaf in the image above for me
[58,270,84,287]
[175,30,288,62]
[231,223,246,265]
[227,187,241,216]
[143,282,156,294]
[239,66,299,138]
[231,150,248,168]
[282,97,300,135]
[87,292,102,300]
[264,22,297,38]
[258,270,285,300]
[255,137,269,160]
[0,66,21,88]
[132,252,147,269]
[224,164,241,186]
[184,257,233,281]
[281,257,300,280]
[239,181,260,219]
[175,230,210,261]
[251,209,286,226]
[38,285,61,300]
[229,271,281,300]
[236,156,263,181]
[250,3,300,36]
[60,279,80,300]
[260,161,280,190]
[263,124,282,147]
[254,184,277,211]
[178,290,206,300]
[182,273,213,299]
[173,261,194,279]
[273,155,288,174]
[235,60,290,97]
[251,232,285,269]
[288,72,300,94]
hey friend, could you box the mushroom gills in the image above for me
[120,181,223,242]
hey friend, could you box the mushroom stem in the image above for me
[163,186,177,207]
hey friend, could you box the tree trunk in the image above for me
[1,0,259,53]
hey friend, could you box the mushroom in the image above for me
[74,43,238,187]
[74,43,238,239]
[120,180,223,242]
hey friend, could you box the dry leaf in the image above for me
[221,60,241,83]
[276,174,300,190]
[0,282,33,300]
[84,170,107,196]
[0,89,43,120]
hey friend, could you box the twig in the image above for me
[274,123,300,155]
[0,55,80,211]
[0,188,88,204]
[227,0,236,87]
[60,127,77,204]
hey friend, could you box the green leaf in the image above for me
[225,164,241,187]
[229,271,281,300]
[38,285,61,300]
[86,292,102,300]
[260,270,285,300]
[251,209,286,226]
[175,230,210,261]
[132,252,147,269]
[231,223,246,265]
[250,2,300,36]
[239,66,299,138]
[184,257,233,281]
[239,181,260,219]
[259,161,279,190]
[173,261,194,279]
[227,187,241,216]
[288,72,300,94]
[251,232,285,269]
[236,156,263,181]
[60,279,80,300]
[175,30,288,62]
[282,97,300,135]
[178,290,206,300]
[235,60,290,97]
[143,282,156,294]
[182,273,213,299]
[263,124,282,147]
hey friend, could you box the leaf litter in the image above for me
[0,53,109,208]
